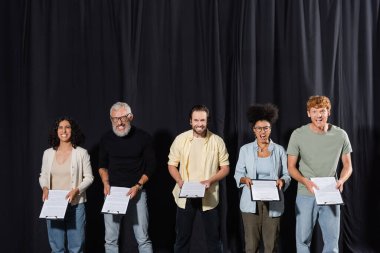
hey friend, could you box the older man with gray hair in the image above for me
[99,102,155,253]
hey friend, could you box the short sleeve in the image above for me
[218,138,229,166]
[287,130,300,156]
[168,136,181,167]
[341,130,353,154]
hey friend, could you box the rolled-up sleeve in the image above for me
[168,136,181,167]
[234,146,247,188]
[218,138,229,166]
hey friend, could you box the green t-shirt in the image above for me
[287,124,352,196]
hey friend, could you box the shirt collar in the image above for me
[253,139,274,151]
[186,129,211,143]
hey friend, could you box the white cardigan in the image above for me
[39,146,94,204]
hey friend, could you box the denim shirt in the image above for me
[234,140,290,217]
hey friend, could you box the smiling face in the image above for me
[190,110,208,137]
[253,120,271,144]
[307,106,330,132]
[57,120,72,143]
[110,107,131,137]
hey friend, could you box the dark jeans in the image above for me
[174,198,222,253]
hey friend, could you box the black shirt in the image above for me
[99,126,155,187]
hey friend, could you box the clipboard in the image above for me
[101,186,130,214]
[179,182,205,198]
[250,179,280,201]
[39,190,69,219]
[311,177,344,206]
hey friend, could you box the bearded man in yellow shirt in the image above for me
[168,104,230,253]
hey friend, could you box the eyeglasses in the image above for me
[110,114,131,124]
[253,126,271,132]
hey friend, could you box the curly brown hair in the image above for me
[48,117,85,150]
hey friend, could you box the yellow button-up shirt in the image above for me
[168,129,229,211]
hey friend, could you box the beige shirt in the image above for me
[188,137,205,181]
[168,129,229,211]
[39,146,94,204]
[51,154,72,190]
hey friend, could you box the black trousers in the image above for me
[174,198,222,253]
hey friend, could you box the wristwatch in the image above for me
[136,182,143,190]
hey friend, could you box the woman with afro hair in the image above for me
[234,104,291,253]
[39,117,94,253]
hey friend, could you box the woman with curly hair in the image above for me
[39,117,94,253]
[234,104,291,253]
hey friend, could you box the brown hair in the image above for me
[306,95,331,111]
[189,104,210,121]
[48,117,85,150]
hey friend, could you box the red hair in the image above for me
[306,95,331,111]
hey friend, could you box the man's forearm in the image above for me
[209,165,230,184]
[137,174,149,185]
[168,165,182,184]
[288,155,307,185]
[288,165,306,184]
[339,165,352,183]
[99,168,109,185]
[339,153,353,183]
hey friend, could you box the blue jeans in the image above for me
[174,198,222,253]
[295,195,340,253]
[46,203,86,253]
[104,190,152,253]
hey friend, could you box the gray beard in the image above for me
[112,124,131,137]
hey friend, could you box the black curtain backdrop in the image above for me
[1,0,379,252]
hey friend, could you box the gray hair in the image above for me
[110,102,132,115]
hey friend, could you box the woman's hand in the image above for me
[42,187,49,202]
[241,177,252,187]
[276,179,285,190]
[66,188,80,203]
